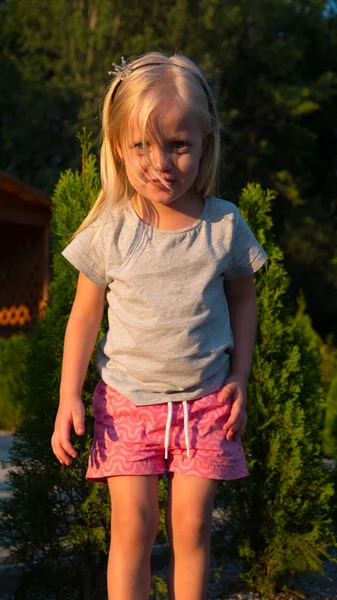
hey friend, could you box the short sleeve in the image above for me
[62,226,108,289]
[226,207,267,280]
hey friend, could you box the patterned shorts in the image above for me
[86,381,249,482]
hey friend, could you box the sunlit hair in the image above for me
[75,51,220,237]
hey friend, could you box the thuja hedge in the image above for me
[0,137,334,599]
[0,333,26,430]
[213,184,335,597]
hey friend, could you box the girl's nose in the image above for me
[152,147,172,171]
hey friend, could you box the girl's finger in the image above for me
[56,447,72,465]
[224,413,246,438]
[225,424,241,440]
[217,383,236,403]
[73,410,85,436]
[223,415,237,433]
[52,436,74,464]
[231,418,247,440]
[60,438,77,459]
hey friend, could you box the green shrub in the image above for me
[214,183,335,599]
[322,376,337,459]
[0,334,27,430]
[0,134,111,599]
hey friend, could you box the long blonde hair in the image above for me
[75,51,220,237]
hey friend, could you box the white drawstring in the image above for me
[182,400,190,457]
[164,401,173,459]
[164,400,191,459]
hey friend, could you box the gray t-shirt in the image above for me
[62,197,267,406]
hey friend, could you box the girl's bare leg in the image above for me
[107,475,159,600]
[165,473,218,600]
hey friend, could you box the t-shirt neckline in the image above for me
[128,197,209,234]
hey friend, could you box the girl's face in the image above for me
[122,100,205,210]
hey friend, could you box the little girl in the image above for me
[52,51,267,600]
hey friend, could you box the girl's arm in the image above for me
[224,275,257,381]
[51,272,106,465]
[217,275,258,440]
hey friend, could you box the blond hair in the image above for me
[75,51,220,237]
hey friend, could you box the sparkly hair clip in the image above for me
[108,56,133,80]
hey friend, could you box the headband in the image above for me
[108,56,212,110]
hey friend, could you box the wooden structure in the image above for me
[0,171,51,337]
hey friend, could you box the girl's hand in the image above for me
[51,397,85,465]
[216,373,248,441]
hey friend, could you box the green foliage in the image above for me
[150,574,168,599]
[291,296,337,458]
[0,133,110,599]
[318,335,337,392]
[0,334,27,430]
[322,376,337,458]
[214,183,335,598]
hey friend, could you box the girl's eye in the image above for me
[134,141,188,152]
[173,141,188,149]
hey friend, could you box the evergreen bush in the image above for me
[0,133,111,599]
[322,376,337,459]
[0,334,27,430]
[322,376,337,538]
[213,183,335,598]
[292,295,337,396]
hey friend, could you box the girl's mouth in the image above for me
[150,179,175,186]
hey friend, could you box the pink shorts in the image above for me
[86,381,249,482]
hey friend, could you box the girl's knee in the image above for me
[111,505,159,549]
[169,510,212,549]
